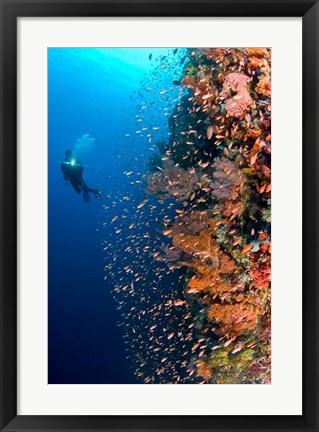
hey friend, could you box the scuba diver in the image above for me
[61,150,101,202]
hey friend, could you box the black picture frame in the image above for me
[0,0,318,431]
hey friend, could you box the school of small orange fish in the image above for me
[100,48,271,384]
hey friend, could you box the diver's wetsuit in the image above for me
[61,150,100,201]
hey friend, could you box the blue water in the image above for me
[48,48,181,383]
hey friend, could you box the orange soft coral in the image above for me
[256,75,271,98]
[247,56,270,73]
[220,73,253,118]
[245,48,270,59]
[245,124,263,140]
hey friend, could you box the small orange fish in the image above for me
[202,93,213,100]
[250,153,258,165]
[232,345,243,354]
[259,184,266,193]
[207,125,214,140]
[233,236,243,246]
[242,243,255,254]
[265,183,271,193]
[187,287,199,294]
[174,300,185,306]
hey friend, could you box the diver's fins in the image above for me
[83,189,90,203]
[93,189,101,199]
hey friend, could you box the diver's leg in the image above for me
[82,180,90,203]
[70,178,82,193]
[83,182,101,199]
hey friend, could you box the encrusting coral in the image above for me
[220,72,253,118]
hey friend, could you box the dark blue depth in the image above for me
[48,48,171,384]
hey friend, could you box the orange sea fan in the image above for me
[247,56,270,73]
[245,48,270,59]
[208,302,258,336]
[172,230,219,268]
[188,273,215,292]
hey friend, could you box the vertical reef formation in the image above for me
[147,48,271,384]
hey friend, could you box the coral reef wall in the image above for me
[147,48,271,384]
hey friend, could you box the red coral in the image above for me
[250,262,271,289]
[220,73,253,118]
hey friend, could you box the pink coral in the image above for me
[220,73,253,118]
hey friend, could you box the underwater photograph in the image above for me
[48,48,271,384]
